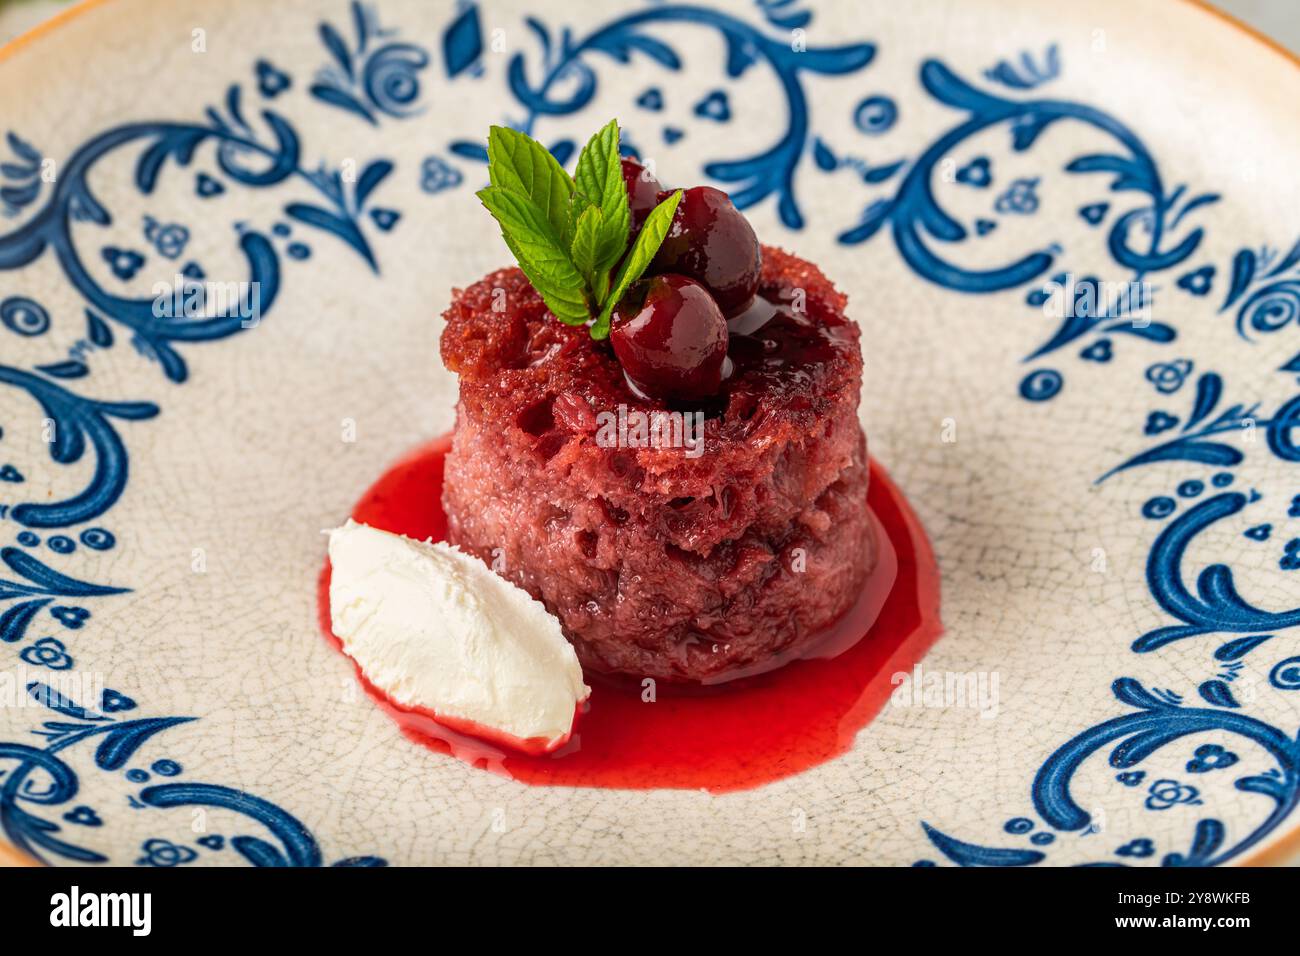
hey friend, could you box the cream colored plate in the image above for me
[1,0,1298,866]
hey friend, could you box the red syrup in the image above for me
[317,434,943,793]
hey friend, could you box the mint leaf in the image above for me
[504,236,589,327]
[570,205,607,295]
[487,125,574,241]
[593,188,682,339]
[572,119,630,273]
[477,185,590,326]
[479,119,682,339]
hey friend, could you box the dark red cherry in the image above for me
[610,274,728,402]
[649,186,761,318]
[621,158,663,232]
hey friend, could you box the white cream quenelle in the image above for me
[326,520,590,753]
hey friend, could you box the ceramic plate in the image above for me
[1,0,1298,867]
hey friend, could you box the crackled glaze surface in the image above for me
[0,0,1298,866]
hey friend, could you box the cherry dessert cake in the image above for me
[440,124,874,683]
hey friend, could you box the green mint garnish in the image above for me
[476,119,682,340]
[597,188,681,337]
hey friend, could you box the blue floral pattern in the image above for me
[419,155,463,194]
[0,0,454,868]
[1,681,386,866]
[0,132,46,217]
[1218,238,1300,371]
[309,2,429,124]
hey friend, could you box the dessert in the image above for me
[327,520,589,753]
[333,436,942,791]
[322,120,940,780]
[609,273,729,402]
[440,120,873,684]
[621,156,663,233]
[649,185,763,318]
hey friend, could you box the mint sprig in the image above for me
[476,120,681,340]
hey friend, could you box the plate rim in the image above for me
[0,0,1297,868]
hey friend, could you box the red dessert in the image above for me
[621,157,663,233]
[322,436,942,792]
[441,246,871,683]
[649,185,763,317]
[610,273,729,401]
[322,123,944,785]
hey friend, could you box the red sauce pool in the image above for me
[318,435,942,793]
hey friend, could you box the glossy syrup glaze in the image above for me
[318,434,943,793]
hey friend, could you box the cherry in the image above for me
[621,158,663,232]
[649,186,761,318]
[610,274,729,402]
